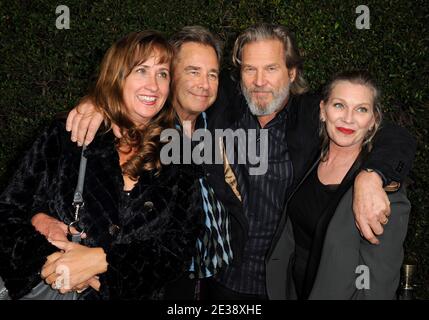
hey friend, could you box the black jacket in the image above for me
[0,120,204,300]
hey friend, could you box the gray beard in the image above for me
[242,82,290,116]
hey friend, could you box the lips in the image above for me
[336,127,355,134]
[137,95,158,106]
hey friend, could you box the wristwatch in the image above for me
[363,168,400,192]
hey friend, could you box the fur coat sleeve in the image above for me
[0,122,60,298]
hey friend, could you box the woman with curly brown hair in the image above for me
[0,30,203,300]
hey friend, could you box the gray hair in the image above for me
[232,23,308,95]
[169,25,223,64]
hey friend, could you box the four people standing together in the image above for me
[0,23,416,300]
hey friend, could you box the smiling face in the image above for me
[320,81,376,150]
[171,42,219,120]
[122,52,170,126]
[240,39,296,116]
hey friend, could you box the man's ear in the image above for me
[289,68,297,82]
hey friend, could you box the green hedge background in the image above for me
[0,0,428,298]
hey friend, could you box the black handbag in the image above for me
[0,146,88,300]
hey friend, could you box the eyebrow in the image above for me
[135,64,170,71]
[184,65,219,74]
[331,97,372,106]
[157,67,170,72]
[241,63,280,68]
[185,65,201,71]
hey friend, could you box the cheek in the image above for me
[325,121,337,136]
[241,75,252,88]
[358,116,375,131]
[159,83,170,98]
[210,82,218,96]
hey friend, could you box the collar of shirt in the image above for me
[175,111,208,131]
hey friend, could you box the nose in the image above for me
[343,107,354,123]
[144,73,159,92]
[254,70,266,87]
[198,74,210,90]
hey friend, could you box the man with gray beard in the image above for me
[242,81,291,117]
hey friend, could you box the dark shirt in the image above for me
[216,103,294,295]
[288,166,338,298]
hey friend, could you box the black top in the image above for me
[288,165,338,298]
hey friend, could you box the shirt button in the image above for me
[144,201,154,211]
[109,224,120,236]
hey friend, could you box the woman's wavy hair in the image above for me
[319,70,383,161]
[87,30,175,178]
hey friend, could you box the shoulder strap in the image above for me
[69,145,87,242]
[72,145,87,207]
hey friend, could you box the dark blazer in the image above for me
[0,119,204,300]
[210,74,416,282]
[266,159,411,299]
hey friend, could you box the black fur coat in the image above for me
[0,120,204,299]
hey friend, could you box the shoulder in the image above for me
[25,118,71,155]
[289,92,321,113]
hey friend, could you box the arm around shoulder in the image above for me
[364,122,417,185]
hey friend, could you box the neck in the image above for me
[174,107,199,136]
[325,142,361,166]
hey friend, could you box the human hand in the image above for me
[41,240,107,294]
[31,213,86,242]
[73,276,101,293]
[42,251,100,293]
[353,170,391,245]
[66,98,105,146]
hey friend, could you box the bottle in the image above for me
[398,264,416,300]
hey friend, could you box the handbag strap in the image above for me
[68,145,88,242]
[72,145,87,208]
